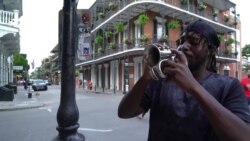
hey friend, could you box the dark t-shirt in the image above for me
[141,73,250,141]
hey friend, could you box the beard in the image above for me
[187,55,207,72]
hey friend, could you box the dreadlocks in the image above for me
[206,43,217,73]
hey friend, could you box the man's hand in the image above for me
[161,49,198,92]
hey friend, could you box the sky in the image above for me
[20,0,249,72]
[19,0,95,71]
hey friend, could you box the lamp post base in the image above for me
[53,133,85,141]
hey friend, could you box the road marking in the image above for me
[79,128,112,132]
[47,108,52,112]
[38,107,52,113]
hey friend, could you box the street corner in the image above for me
[0,101,45,111]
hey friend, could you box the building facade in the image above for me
[0,0,22,86]
[76,0,240,93]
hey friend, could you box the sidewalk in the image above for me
[0,86,45,111]
[77,88,124,95]
[0,86,124,111]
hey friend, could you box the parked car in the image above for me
[43,80,51,85]
[32,79,47,91]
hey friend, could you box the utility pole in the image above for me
[53,0,85,140]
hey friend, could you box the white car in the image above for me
[31,79,48,91]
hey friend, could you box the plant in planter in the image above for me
[98,47,104,54]
[108,2,117,11]
[75,70,80,77]
[158,35,168,43]
[140,34,149,43]
[198,2,207,11]
[109,42,116,49]
[224,49,232,55]
[234,21,238,26]
[97,12,105,19]
[224,15,229,22]
[125,38,132,45]
[95,35,104,45]
[105,31,113,38]
[138,14,149,26]
[114,22,125,32]
[213,11,218,17]
[217,34,224,41]
[181,0,188,5]
[225,38,235,46]
[167,19,181,29]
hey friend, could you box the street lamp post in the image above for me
[53,0,85,141]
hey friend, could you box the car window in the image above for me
[33,80,44,84]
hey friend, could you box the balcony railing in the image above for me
[80,39,178,62]
[0,10,19,28]
[92,0,235,30]
[79,35,237,64]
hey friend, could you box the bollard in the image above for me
[28,86,32,98]
[28,92,32,98]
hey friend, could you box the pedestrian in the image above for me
[240,70,250,105]
[118,20,250,141]
[23,78,27,90]
[79,79,83,88]
[88,80,93,90]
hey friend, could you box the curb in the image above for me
[0,103,45,111]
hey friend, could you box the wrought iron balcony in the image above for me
[78,35,237,65]
[91,0,236,34]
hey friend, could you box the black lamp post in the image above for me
[53,0,85,140]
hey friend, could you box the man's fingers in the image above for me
[161,59,176,68]
[171,49,188,65]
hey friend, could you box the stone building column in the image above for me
[0,53,2,86]
[91,65,96,89]
[133,57,143,83]
[104,63,109,89]
[98,65,102,88]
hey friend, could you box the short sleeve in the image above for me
[223,79,250,123]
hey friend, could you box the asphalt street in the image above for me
[0,85,149,141]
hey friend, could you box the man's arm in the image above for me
[165,62,250,140]
[191,82,250,141]
[118,57,153,119]
[163,50,250,141]
[118,75,150,118]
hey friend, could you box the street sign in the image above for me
[13,66,23,70]
[124,62,134,67]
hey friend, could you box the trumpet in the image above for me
[144,43,175,80]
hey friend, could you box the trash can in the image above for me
[5,84,17,94]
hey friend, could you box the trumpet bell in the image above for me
[144,44,172,67]
[146,45,160,67]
